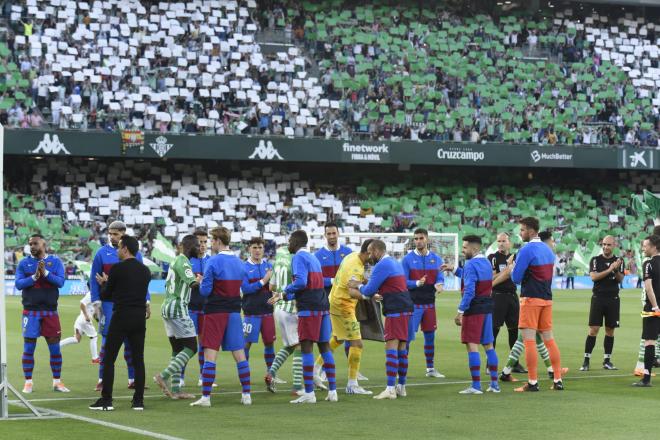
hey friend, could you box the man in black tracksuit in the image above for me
[89,235,151,411]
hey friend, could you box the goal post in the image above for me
[308,232,460,290]
[0,124,45,419]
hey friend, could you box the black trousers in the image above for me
[102,307,146,401]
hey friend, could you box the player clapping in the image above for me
[15,234,68,393]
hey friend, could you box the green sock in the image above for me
[536,333,552,369]
[504,332,524,371]
[172,372,181,393]
[162,347,195,382]
[640,339,646,363]
[269,346,294,375]
[292,349,303,391]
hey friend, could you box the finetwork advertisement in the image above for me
[341,142,390,162]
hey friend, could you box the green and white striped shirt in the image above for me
[272,247,296,314]
[162,254,196,319]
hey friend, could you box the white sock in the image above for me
[636,361,644,370]
[386,386,395,392]
[502,366,512,375]
[59,337,78,348]
[89,336,98,359]
[25,379,33,384]
[128,379,134,384]
[529,380,538,385]
[547,367,553,372]
[53,378,61,384]
[97,378,102,384]
[347,379,358,387]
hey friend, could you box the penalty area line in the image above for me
[33,406,186,440]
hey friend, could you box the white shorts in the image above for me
[74,315,97,338]
[163,316,197,339]
[274,308,299,347]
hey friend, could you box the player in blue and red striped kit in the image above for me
[185,228,210,387]
[402,228,445,378]
[445,235,500,395]
[16,234,68,394]
[191,227,251,407]
[315,223,353,297]
[286,230,338,404]
[241,237,276,374]
[511,217,563,392]
[90,221,145,392]
[351,239,413,400]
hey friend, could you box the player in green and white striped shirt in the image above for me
[265,246,303,395]
[153,235,202,400]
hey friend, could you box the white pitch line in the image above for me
[32,406,186,440]
[11,373,633,403]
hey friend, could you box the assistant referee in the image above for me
[579,236,624,371]
[89,235,151,411]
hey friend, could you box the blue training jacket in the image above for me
[455,254,493,316]
[201,250,245,314]
[402,249,445,305]
[241,258,274,315]
[314,245,353,290]
[15,254,65,311]
[511,238,555,300]
[189,255,209,311]
[360,255,413,315]
[285,249,327,312]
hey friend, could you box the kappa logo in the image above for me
[249,140,283,160]
[31,133,71,155]
[630,151,648,168]
[150,136,174,158]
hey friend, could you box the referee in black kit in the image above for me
[580,235,624,372]
[90,236,151,411]
[488,233,526,373]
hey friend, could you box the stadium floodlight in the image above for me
[0,124,45,419]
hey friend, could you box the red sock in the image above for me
[524,339,538,382]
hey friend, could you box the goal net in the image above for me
[308,232,460,290]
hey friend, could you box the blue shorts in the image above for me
[22,311,61,339]
[297,311,332,343]
[408,305,437,342]
[201,312,245,352]
[461,313,494,345]
[99,301,115,337]
[243,315,276,344]
[189,309,203,334]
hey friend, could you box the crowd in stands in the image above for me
[0,0,657,146]
[2,157,654,278]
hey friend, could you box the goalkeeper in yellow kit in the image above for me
[315,239,374,395]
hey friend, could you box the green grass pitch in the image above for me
[1,290,655,440]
